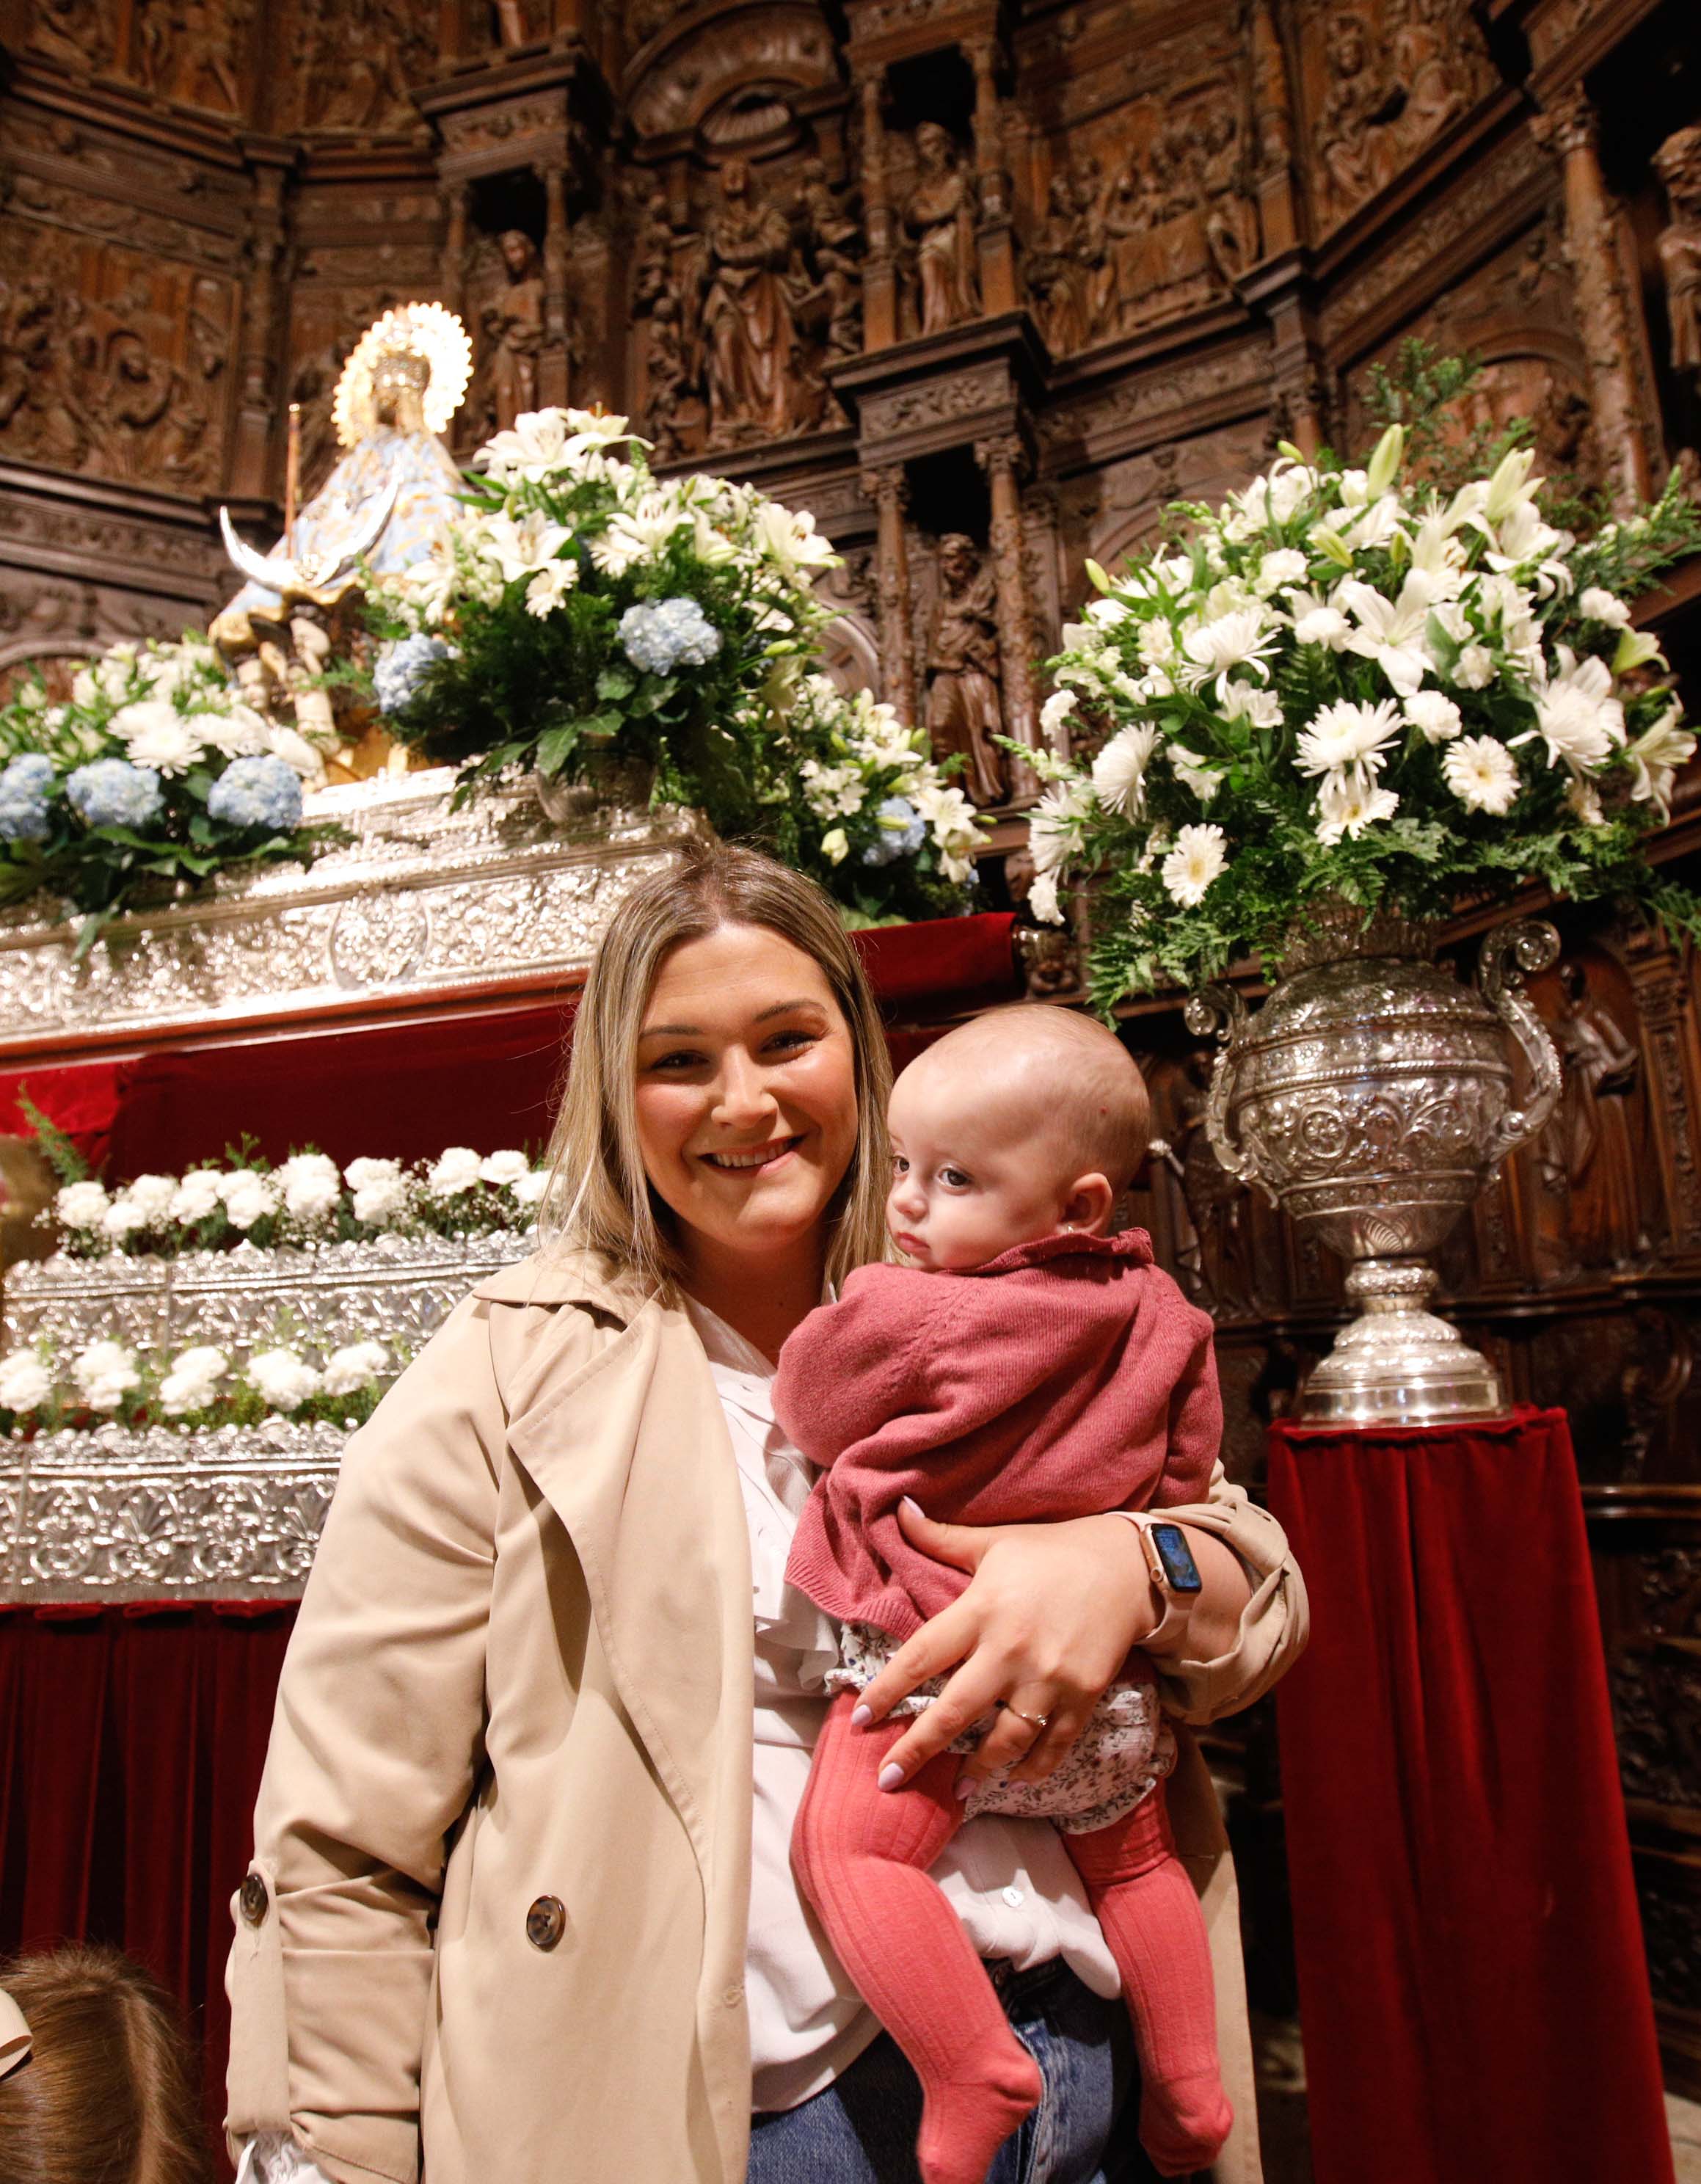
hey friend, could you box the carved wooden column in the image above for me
[1535,87,1655,512]
[976,433,1038,797]
[862,464,914,720]
[230,141,295,506]
[1622,924,1701,1264]
[1248,0,1299,259]
[858,69,898,351]
[539,161,571,407]
[967,40,1017,316]
[441,181,471,321]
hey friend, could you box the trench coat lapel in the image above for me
[504,1295,756,1885]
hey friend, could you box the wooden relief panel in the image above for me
[0,219,233,494]
[274,0,437,136]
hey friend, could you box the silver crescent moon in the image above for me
[219,505,291,593]
[219,477,400,595]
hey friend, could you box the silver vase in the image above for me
[530,751,657,829]
[1185,907,1562,1424]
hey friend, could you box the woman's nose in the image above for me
[713,1050,778,1129]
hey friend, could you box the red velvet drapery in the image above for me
[0,1604,296,2162]
[1267,1406,1671,2184]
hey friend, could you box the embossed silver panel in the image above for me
[0,768,693,1052]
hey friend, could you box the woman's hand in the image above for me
[852,1499,1163,1793]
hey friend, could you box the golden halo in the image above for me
[332,302,473,447]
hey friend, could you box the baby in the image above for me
[775,1006,1231,2184]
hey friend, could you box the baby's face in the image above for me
[885,1053,1085,1272]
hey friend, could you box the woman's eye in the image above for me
[766,1029,816,1056]
[646,1049,704,1072]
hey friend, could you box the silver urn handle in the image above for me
[1476,917,1563,1167]
[1184,983,1276,1205]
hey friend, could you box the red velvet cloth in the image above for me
[0,913,1019,1174]
[1267,1407,1672,2184]
[0,1603,296,2171]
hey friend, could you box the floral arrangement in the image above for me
[365,406,980,924]
[40,1143,547,1262]
[0,635,331,950]
[1027,426,1701,1011]
[0,1329,396,1437]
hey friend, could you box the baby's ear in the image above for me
[1063,1173,1116,1234]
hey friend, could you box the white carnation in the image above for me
[275,1152,343,1222]
[510,1168,551,1209]
[1578,586,1631,629]
[1254,548,1308,596]
[427,1146,486,1196]
[56,1181,111,1231]
[347,1158,409,1226]
[322,1341,389,1397]
[248,1347,322,1413]
[70,1339,141,1413]
[1403,692,1462,743]
[218,1170,280,1231]
[1039,688,1077,738]
[101,1195,148,1241]
[480,1150,531,1186]
[1026,869,1064,925]
[171,1170,223,1224]
[0,1350,52,1411]
[126,1173,178,1222]
[159,1344,230,1417]
[1454,644,1496,690]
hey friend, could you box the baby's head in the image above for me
[886,1005,1151,1271]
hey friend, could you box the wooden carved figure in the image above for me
[924,533,1006,807]
[904,123,979,336]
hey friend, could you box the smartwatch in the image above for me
[1115,1513,1204,1648]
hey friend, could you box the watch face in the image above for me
[1150,1521,1204,1595]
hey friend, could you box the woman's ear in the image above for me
[1061,1173,1115,1234]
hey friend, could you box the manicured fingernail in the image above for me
[850,1703,872,1728]
[878,1763,905,1791]
[900,1496,923,1518]
[954,1774,975,1799]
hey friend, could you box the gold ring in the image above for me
[997,1700,1051,1732]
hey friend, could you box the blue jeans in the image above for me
[747,1960,1167,2184]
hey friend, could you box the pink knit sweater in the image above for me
[777,1228,1221,1641]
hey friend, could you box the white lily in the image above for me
[1625,702,1697,820]
[1336,575,1440,698]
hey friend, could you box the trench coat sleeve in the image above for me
[225,1292,507,2184]
[1147,1461,1308,1728]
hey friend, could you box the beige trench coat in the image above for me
[227,1250,1308,2184]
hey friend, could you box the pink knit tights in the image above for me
[792,1692,1231,2184]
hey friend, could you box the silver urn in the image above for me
[1186,908,1562,1424]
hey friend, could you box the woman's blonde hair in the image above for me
[541,840,893,1294]
[0,1944,213,2184]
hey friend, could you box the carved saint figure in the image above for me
[481,230,544,432]
[925,534,1006,807]
[1027,175,1093,357]
[904,123,979,337]
[644,291,691,459]
[1316,13,1399,216]
[699,159,799,444]
[1656,125,1701,377]
[1197,109,1260,282]
[796,159,864,362]
[1539,961,1645,1273]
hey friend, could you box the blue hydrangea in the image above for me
[619,597,723,676]
[374,633,452,716]
[66,759,164,831]
[0,754,56,844]
[207,754,305,832]
[861,796,927,867]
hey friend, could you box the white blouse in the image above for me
[683,1297,1121,2115]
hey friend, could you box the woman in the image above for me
[227,842,1305,2184]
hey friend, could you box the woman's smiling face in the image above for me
[634,922,859,1270]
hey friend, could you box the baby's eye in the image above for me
[892,1154,909,1176]
[940,1167,972,1190]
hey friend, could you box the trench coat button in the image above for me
[526,1896,567,1951]
[239,1873,269,1927]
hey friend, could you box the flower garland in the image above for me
[44,1146,547,1260]
[1027,431,1701,1011]
[365,407,982,925]
[0,1331,396,1436]
[0,634,329,950]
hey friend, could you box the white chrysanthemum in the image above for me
[0,1350,51,1411]
[1512,647,1625,771]
[70,1339,141,1413]
[1314,773,1399,845]
[1039,688,1077,738]
[1578,586,1631,629]
[1442,735,1520,815]
[112,699,205,776]
[1160,823,1227,908]
[1090,724,1159,815]
[275,1152,343,1223]
[190,701,270,760]
[249,1347,322,1413]
[1181,607,1278,689]
[56,1181,110,1231]
[1027,869,1064,925]
[427,1146,485,1196]
[1404,691,1462,743]
[160,1344,230,1417]
[1295,698,1402,782]
[323,1341,389,1397]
